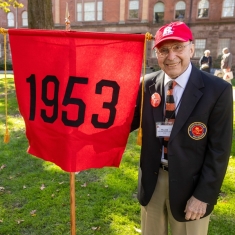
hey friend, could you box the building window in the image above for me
[97,1,102,20]
[22,11,28,26]
[217,38,230,56]
[129,0,139,19]
[77,3,82,21]
[154,2,164,23]
[84,2,95,21]
[76,1,103,22]
[198,0,209,18]
[194,39,206,58]
[7,12,14,27]
[175,1,186,20]
[222,0,235,17]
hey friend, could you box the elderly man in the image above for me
[131,21,233,235]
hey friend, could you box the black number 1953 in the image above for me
[26,74,120,129]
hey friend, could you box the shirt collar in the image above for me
[164,63,192,88]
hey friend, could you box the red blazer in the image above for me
[131,64,233,222]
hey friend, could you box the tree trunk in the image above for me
[28,0,54,29]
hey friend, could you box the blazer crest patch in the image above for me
[188,122,207,140]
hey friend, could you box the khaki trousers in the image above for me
[141,168,210,235]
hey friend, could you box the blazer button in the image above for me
[154,172,158,175]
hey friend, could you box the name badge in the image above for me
[156,122,173,138]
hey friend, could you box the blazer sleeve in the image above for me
[193,83,233,205]
[130,80,141,132]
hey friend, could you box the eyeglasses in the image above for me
[155,42,192,57]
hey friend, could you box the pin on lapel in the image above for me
[151,92,161,107]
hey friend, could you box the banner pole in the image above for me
[137,32,154,146]
[65,2,71,31]
[0,28,10,143]
[65,3,74,234]
[70,172,76,235]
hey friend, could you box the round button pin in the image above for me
[151,92,161,107]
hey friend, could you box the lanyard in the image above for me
[164,97,182,122]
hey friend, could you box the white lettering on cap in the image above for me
[162,26,174,37]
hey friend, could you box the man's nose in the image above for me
[166,49,177,60]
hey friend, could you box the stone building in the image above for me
[0,0,234,71]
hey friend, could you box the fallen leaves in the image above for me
[0,164,6,170]
[91,226,101,231]
[0,187,5,192]
[16,219,24,224]
[30,210,37,216]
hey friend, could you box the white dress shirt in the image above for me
[164,63,192,114]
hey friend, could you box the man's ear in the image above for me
[190,43,195,58]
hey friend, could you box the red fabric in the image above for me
[9,29,145,172]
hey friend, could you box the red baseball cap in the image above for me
[153,21,193,49]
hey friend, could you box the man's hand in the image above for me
[184,196,207,220]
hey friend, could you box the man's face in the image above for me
[155,40,195,79]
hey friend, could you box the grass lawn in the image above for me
[0,74,234,235]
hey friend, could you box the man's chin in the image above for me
[164,70,180,79]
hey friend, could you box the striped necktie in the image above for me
[163,80,176,160]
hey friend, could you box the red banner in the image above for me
[9,29,145,172]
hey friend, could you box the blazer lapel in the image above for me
[148,71,165,123]
[170,65,204,141]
